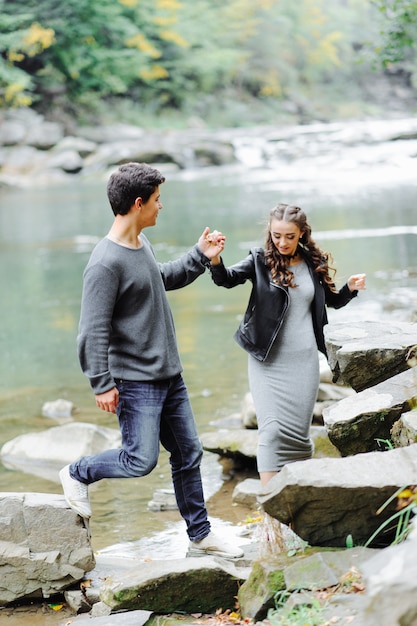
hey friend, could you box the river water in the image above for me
[0,142,417,570]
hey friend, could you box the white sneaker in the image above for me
[59,465,91,519]
[187,531,244,560]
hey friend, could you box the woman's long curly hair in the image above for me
[264,203,337,291]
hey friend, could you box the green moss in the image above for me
[266,569,285,592]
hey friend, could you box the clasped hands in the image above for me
[198,226,225,264]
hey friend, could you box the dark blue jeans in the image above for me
[71,374,211,541]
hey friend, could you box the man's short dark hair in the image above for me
[107,162,166,216]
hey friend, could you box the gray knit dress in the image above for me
[248,259,319,472]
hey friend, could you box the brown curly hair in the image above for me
[264,203,337,291]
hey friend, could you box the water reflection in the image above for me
[0,169,416,551]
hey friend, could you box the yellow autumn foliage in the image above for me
[23,22,55,56]
[259,69,283,98]
[140,64,169,80]
[126,33,161,58]
[159,29,189,48]
[153,16,177,26]
[3,84,32,107]
[156,0,183,10]
[308,31,343,67]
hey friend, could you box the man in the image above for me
[59,162,243,560]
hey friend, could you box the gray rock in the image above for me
[0,120,27,146]
[283,547,374,591]
[232,478,261,507]
[361,533,417,626]
[46,149,84,173]
[201,429,257,466]
[64,589,93,614]
[100,556,245,613]
[25,121,64,149]
[191,139,236,166]
[90,601,113,617]
[323,366,417,456]
[54,135,97,157]
[2,145,47,173]
[60,609,153,625]
[391,410,417,447]
[0,492,94,604]
[238,546,373,621]
[317,382,355,402]
[202,426,337,468]
[1,422,121,481]
[41,398,75,419]
[77,123,145,143]
[324,320,417,391]
[237,555,286,620]
[257,444,417,547]
[147,488,178,511]
[83,140,183,170]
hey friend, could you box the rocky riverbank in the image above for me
[2,318,417,624]
[1,108,417,189]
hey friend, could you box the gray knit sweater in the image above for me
[77,234,209,394]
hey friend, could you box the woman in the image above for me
[209,203,366,487]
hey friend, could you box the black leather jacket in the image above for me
[210,247,357,361]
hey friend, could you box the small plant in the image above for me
[375,438,394,450]
[267,590,326,626]
[364,485,417,547]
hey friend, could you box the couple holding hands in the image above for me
[60,162,365,560]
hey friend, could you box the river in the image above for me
[0,139,416,569]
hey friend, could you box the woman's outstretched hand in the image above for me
[348,273,366,292]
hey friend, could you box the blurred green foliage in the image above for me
[0,0,415,124]
[369,0,417,87]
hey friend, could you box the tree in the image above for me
[372,0,417,64]
[368,0,417,87]
[0,0,190,110]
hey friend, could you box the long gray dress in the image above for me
[248,259,319,472]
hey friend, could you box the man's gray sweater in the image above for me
[77,234,209,394]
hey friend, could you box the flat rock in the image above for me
[323,366,417,455]
[257,444,417,547]
[201,426,338,468]
[59,609,153,625]
[324,320,417,391]
[1,422,121,481]
[200,429,257,466]
[100,556,246,614]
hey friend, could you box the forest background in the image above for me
[0,0,416,130]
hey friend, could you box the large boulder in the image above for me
[257,444,417,548]
[324,320,417,392]
[99,556,245,614]
[323,366,417,456]
[1,422,121,481]
[361,524,417,626]
[0,492,94,604]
